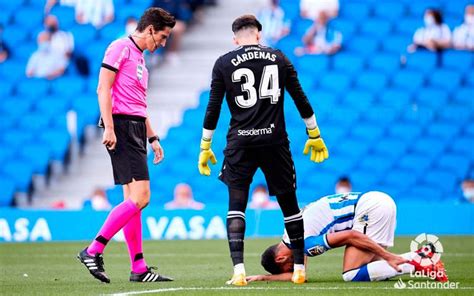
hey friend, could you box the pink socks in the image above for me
[123,212,148,273]
[87,199,140,255]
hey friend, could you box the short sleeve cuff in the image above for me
[101,63,118,73]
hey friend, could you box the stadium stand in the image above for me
[0,0,472,208]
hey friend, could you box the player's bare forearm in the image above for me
[246,272,293,282]
[97,67,116,130]
[145,118,156,138]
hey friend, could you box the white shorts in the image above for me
[352,191,397,247]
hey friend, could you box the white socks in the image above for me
[294,264,305,271]
[234,263,246,275]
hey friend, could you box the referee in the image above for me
[77,8,175,283]
[198,15,329,286]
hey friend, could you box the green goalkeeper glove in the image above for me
[303,127,329,163]
[198,139,217,176]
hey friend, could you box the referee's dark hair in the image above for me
[137,7,176,32]
[261,244,285,274]
[232,14,262,33]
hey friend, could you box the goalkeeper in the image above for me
[197,14,328,286]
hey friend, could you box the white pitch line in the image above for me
[108,286,474,296]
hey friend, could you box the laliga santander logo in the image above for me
[410,233,443,267]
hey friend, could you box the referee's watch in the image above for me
[148,135,160,144]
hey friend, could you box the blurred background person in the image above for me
[335,176,352,194]
[44,0,77,14]
[461,179,474,203]
[0,24,10,63]
[408,8,451,53]
[26,32,68,79]
[75,0,114,28]
[165,183,205,210]
[257,0,290,47]
[249,184,279,209]
[300,0,339,20]
[452,4,474,51]
[44,15,74,67]
[83,188,112,211]
[295,11,342,56]
[122,16,139,38]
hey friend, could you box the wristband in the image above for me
[148,135,160,144]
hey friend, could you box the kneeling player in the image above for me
[247,191,448,283]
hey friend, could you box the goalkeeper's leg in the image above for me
[276,191,306,284]
[226,187,249,286]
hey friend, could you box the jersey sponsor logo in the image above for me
[237,123,275,136]
[231,51,277,66]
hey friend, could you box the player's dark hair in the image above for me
[338,176,351,184]
[232,14,262,33]
[427,8,443,25]
[261,244,284,274]
[137,7,176,32]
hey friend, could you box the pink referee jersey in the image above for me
[102,36,149,118]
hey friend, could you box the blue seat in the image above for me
[332,54,364,74]
[367,54,400,73]
[34,95,71,118]
[38,129,70,161]
[70,24,98,50]
[423,170,458,194]
[383,169,417,190]
[17,79,50,97]
[392,70,425,92]
[382,35,412,54]
[99,23,124,42]
[415,87,448,109]
[343,89,374,111]
[2,130,34,148]
[373,1,405,21]
[0,98,32,118]
[350,170,379,191]
[388,123,422,141]
[437,104,471,124]
[0,81,14,97]
[2,26,29,45]
[410,137,445,158]
[296,55,329,75]
[16,43,36,61]
[336,138,370,158]
[361,104,398,126]
[341,2,370,21]
[0,178,16,206]
[51,76,86,97]
[397,154,432,174]
[436,154,470,178]
[443,50,473,72]
[49,5,76,29]
[360,19,392,39]
[14,7,43,30]
[2,160,34,192]
[72,93,100,126]
[350,124,383,142]
[18,145,51,175]
[355,71,387,93]
[453,88,474,107]
[17,113,51,133]
[372,139,407,159]
[345,36,379,57]
[325,106,360,127]
[293,18,313,36]
[466,71,474,87]
[279,0,299,20]
[275,36,300,57]
[426,122,459,140]
[396,18,422,35]
[321,156,356,175]
[307,90,337,110]
[405,51,437,73]
[0,61,27,83]
[428,69,461,91]
[0,147,15,164]
[358,155,394,174]
[378,88,412,110]
[444,1,470,18]
[298,73,316,92]
[330,19,357,38]
[319,72,352,94]
[0,0,26,10]
[451,136,474,159]
[408,1,442,17]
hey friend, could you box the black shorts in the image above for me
[219,144,296,195]
[107,114,149,185]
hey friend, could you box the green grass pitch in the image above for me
[1,236,473,295]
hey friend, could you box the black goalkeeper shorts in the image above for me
[107,114,149,185]
[219,143,296,196]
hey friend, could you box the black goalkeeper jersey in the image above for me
[203,44,314,149]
